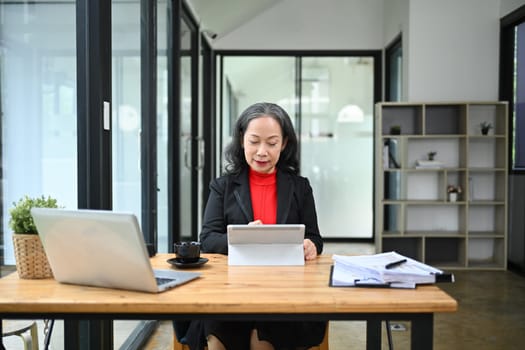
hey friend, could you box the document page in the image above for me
[331,251,452,288]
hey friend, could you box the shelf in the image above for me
[405,204,466,232]
[380,105,423,135]
[425,237,466,267]
[467,103,507,136]
[405,230,466,237]
[425,104,466,135]
[468,231,505,238]
[376,101,507,270]
[468,137,507,168]
[382,237,422,261]
[468,205,506,232]
[467,237,506,268]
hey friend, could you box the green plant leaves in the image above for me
[8,195,59,234]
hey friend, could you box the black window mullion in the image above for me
[500,5,525,172]
[295,56,301,169]
[181,6,200,242]
[168,0,182,249]
[76,0,112,211]
[75,0,112,348]
[201,36,216,210]
[140,0,158,246]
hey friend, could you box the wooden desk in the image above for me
[0,254,457,349]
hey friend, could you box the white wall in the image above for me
[501,0,525,15]
[214,0,525,102]
[214,0,384,50]
[407,0,500,101]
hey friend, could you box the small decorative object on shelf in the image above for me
[447,185,462,202]
[389,125,401,135]
[427,151,437,161]
[480,121,493,135]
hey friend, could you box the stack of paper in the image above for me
[415,160,443,169]
[330,251,454,289]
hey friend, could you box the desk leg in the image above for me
[64,320,113,350]
[366,318,382,350]
[411,314,433,350]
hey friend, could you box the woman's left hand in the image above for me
[303,239,318,260]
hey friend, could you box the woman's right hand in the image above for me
[248,219,263,225]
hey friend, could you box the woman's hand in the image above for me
[248,220,263,225]
[303,239,318,260]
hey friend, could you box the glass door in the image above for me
[0,0,78,265]
[112,1,141,220]
[220,56,297,160]
[300,56,374,239]
[219,54,376,239]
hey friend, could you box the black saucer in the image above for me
[167,257,209,268]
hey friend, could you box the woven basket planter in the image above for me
[12,233,53,279]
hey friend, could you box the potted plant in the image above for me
[9,195,60,279]
[389,125,401,135]
[480,121,493,135]
[390,125,401,135]
[447,185,462,202]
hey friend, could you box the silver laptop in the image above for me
[31,208,200,293]
[227,224,305,266]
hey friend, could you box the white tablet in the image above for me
[227,224,305,266]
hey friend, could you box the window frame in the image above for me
[500,4,525,173]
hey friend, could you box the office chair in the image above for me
[2,320,39,350]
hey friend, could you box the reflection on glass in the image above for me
[1,1,77,264]
[157,1,168,252]
[180,18,193,240]
[220,56,374,238]
[300,57,373,238]
[221,56,296,159]
[111,0,143,346]
[112,1,141,220]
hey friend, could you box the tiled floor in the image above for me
[2,243,525,349]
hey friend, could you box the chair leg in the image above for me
[29,322,39,350]
[2,321,39,350]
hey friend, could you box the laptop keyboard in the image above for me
[156,277,176,285]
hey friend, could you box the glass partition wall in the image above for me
[112,1,142,223]
[0,0,78,265]
[220,54,377,239]
[0,0,200,347]
[301,56,374,239]
[1,1,78,348]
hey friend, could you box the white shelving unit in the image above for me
[375,102,508,270]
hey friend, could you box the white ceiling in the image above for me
[185,0,282,39]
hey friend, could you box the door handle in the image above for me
[196,137,205,170]
[184,136,191,170]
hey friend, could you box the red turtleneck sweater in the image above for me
[249,168,277,224]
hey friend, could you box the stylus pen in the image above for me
[385,259,407,269]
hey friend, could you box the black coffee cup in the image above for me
[145,243,156,257]
[174,241,201,263]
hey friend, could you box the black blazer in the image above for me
[199,168,324,255]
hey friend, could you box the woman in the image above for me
[186,102,326,350]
